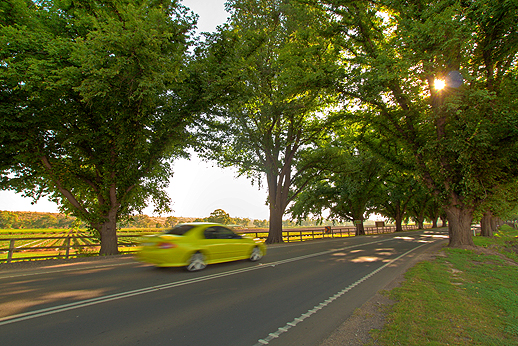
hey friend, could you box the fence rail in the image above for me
[0,235,142,264]
[0,225,421,264]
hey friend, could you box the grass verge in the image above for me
[369,225,518,345]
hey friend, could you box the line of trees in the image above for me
[192,209,251,227]
[2,0,517,252]
[0,210,249,229]
[0,211,81,229]
[190,0,518,244]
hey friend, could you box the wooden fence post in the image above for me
[65,236,71,259]
[7,239,15,264]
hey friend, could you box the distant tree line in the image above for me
[192,209,252,227]
[0,211,82,229]
[0,209,266,229]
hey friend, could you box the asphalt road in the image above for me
[0,229,448,346]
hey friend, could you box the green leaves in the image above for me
[191,0,341,242]
[324,0,518,207]
[1,0,196,253]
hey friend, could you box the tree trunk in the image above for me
[480,210,493,237]
[490,217,499,234]
[266,205,284,244]
[445,204,474,247]
[440,214,448,227]
[417,216,425,229]
[354,220,365,236]
[98,208,119,255]
[432,218,438,228]
[395,214,403,232]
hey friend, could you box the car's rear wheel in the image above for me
[186,252,207,271]
[249,247,263,262]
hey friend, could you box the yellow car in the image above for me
[136,222,266,271]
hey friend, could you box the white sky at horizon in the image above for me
[0,0,274,220]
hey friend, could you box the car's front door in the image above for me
[212,226,249,260]
[202,227,226,261]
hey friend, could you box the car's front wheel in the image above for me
[249,247,263,262]
[186,252,207,271]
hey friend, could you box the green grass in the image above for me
[370,226,518,345]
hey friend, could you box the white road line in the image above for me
[252,242,432,346]
[0,236,432,326]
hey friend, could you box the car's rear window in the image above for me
[165,225,194,235]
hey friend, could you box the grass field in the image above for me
[370,225,518,345]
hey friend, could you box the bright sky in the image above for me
[0,0,271,220]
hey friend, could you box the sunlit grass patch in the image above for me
[370,227,518,345]
[473,225,518,263]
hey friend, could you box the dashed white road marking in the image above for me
[252,242,431,346]
[1,234,438,329]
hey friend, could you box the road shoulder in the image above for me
[319,240,447,346]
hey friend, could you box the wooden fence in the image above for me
[0,225,420,264]
[239,224,418,242]
[0,235,142,264]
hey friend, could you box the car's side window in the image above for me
[204,227,218,239]
[215,226,239,239]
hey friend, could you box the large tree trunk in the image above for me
[99,207,119,255]
[265,166,287,244]
[395,217,403,231]
[432,218,438,228]
[480,210,493,237]
[440,215,448,227]
[490,217,499,234]
[394,208,404,232]
[266,206,284,244]
[416,216,425,229]
[354,220,365,236]
[445,204,474,247]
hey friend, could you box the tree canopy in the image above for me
[192,0,341,243]
[289,135,387,235]
[0,0,196,254]
[308,0,518,246]
[2,0,517,253]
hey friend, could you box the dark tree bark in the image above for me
[416,216,425,229]
[354,219,365,236]
[97,207,120,255]
[445,204,475,247]
[440,215,448,227]
[480,210,493,237]
[267,206,285,244]
[395,210,404,232]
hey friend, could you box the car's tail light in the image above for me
[157,242,177,249]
